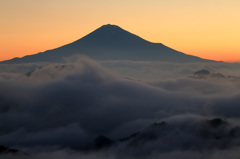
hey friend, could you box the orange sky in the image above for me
[1,0,240,62]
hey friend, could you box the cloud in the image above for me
[1,56,240,158]
[149,78,239,95]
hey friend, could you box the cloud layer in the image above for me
[1,56,240,158]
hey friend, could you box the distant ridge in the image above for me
[1,24,215,64]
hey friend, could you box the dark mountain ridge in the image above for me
[1,24,215,63]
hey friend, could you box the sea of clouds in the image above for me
[1,55,240,158]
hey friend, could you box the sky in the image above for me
[1,0,240,62]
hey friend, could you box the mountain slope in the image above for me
[1,24,215,63]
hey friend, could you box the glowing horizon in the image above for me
[1,0,240,62]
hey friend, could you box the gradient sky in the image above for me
[1,0,240,62]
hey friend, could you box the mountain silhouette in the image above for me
[1,24,215,63]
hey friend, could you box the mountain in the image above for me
[1,24,215,64]
[79,118,240,153]
[0,145,27,156]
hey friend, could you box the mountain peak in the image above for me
[92,24,127,35]
[84,24,131,37]
[100,24,122,29]
[79,24,150,46]
[1,24,215,64]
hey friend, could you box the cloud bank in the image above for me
[1,55,240,158]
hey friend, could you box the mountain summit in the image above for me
[80,24,150,45]
[1,24,214,63]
